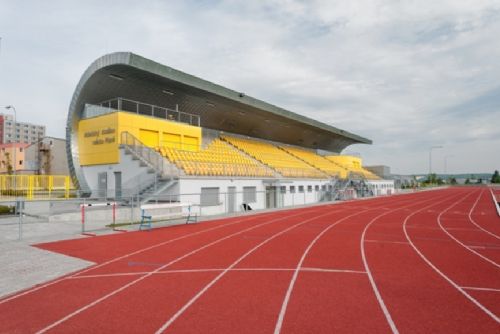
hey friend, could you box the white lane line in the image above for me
[438,190,500,268]
[35,208,322,334]
[300,267,367,274]
[468,189,500,239]
[365,240,409,245]
[273,208,375,334]
[462,286,500,293]
[0,210,282,305]
[274,193,449,334]
[154,208,352,334]
[68,267,368,280]
[359,193,460,334]
[403,191,500,324]
[491,189,500,217]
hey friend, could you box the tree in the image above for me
[476,178,483,184]
[492,170,500,184]
[465,178,470,185]
[4,152,13,175]
[449,177,457,185]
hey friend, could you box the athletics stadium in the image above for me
[1,53,498,334]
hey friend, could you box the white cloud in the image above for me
[0,0,499,174]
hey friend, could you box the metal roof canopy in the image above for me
[67,52,371,192]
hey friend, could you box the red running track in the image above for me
[0,187,499,333]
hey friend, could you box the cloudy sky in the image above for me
[1,0,499,175]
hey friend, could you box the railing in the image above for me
[94,97,200,127]
[120,131,180,179]
[0,175,73,200]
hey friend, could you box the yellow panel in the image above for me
[162,133,181,149]
[139,129,159,147]
[78,111,202,166]
[78,113,119,165]
[183,136,199,151]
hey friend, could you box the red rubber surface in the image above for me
[0,187,499,333]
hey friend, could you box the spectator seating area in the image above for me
[157,134,379,180]
[158,138,274,177]
[279,146,349,178]
[221,136,326,179]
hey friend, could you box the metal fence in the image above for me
[0,175,73,200]
[0,187,360,242]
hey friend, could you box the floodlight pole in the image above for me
[4,105,17,186]
[429,145,443,175]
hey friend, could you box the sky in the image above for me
[0,0,499,175]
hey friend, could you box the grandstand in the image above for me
[221,135,326,179]
[159,138,274,177]
[66,52,393,213]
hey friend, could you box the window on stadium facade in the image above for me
[242,186,257,203]
[200,187,220,206]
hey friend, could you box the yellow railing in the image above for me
[0,175,73,200]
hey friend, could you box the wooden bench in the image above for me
[139,203,197,230]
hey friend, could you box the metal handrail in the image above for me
[120,131,179,178]
[99,97,200,127]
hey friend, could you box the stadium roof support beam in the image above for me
[67,52,372,193]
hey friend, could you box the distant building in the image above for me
[0,143,29,174]
[24,137,69,175]
[0,114,46,144]
[365,165,391,179]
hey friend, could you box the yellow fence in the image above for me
[0,175,73,200]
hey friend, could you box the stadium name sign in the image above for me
[83,128,116,145]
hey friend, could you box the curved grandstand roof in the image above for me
[67,52,371,192]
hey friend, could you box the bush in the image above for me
[0,205,14,215]
[492,170,500,184]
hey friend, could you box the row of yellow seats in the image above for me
[281,147,348,177]
[222,136,326,178]
[178,161,272,177]
[223,137,315,169]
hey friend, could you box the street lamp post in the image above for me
[4,105,17,188]
[429,145,443,175]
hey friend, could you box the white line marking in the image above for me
[365,240,409,245]
[438,190,500,268]
[403,191,500,324]
[275,192,447,334]
[155,209,346,334]
[490,189,500,217]
[360,191,466,334]
[36,209,320,333]
[300,267,367,274]
[68,267,368,280]
[358,195,453,334]
[0,209,295,305]
[468,189,500,239]
[274,208,374,334]
[462,286,500,293]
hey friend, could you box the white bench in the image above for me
[139,203,197,230]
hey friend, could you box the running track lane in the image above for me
[0,207,329,333]
[2,188,497,333]
[151,192,423,333]
[34,206,372,333]
[13,193,414,333]
[275,188,460,333]
[438,188,500,265]
[366,188,500,333]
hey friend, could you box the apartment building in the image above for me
[0,114,46,144]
